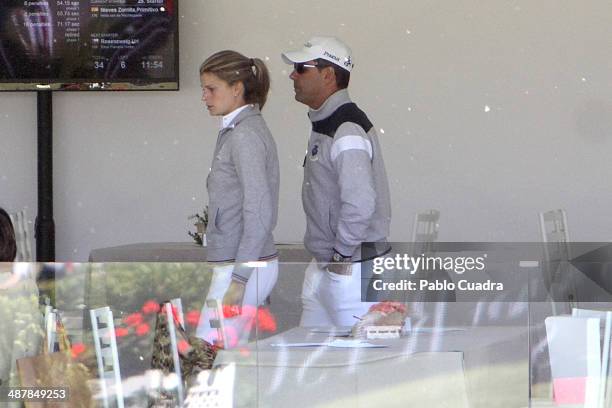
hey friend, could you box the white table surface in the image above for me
[89,242,310,262]
[215,325,529,408]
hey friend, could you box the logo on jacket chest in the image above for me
[309,144,319,161]
[303,143,322,167]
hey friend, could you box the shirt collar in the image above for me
[221,104,252,130]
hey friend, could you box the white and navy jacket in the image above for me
[302,89,391,264]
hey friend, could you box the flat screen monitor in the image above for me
[0,0,179,91]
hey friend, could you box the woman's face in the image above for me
[200,72,244,116]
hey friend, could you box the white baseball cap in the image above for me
[282,36,354,72]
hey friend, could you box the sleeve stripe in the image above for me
[231,272,249,284]
[330,135,373,161]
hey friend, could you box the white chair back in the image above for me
[163,300,185,406]
[539,209,571,260]
[90,306,124,408]
[539,209,576,313]
[408,210,446,327]
[411,209,440,253]
[572,308,612,407]
[170,297,185,330]
[43,305,56,353]
[184,363,235,408]
[206,298,227,349]
[9,209,33,261]
[545,315,604,408]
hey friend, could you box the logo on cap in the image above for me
[344,56,353,68]
[323,51,340,62]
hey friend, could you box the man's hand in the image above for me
[327,250,353,275]
[327,262,352,275]
[222,279,246,311]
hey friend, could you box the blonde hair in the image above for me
[200,50,270,109]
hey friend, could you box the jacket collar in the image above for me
[308,89,351,122]
[222,104,260,131]
[221,105,249,129]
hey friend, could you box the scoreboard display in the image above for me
[0,0,178,90]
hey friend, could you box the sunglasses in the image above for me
[293,62,318,74]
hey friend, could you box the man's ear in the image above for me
[322,66,336,86]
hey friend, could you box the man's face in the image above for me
[289,60,326,109]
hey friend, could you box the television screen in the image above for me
[0,0,178,91]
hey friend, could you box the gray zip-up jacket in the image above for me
[303,89,391,264]
[206,105,279,281]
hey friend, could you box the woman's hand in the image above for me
[222,279,246,311]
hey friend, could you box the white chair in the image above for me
[545,315,603,408]
[539,209,576,313]
[9,209,33,261]
[408,209,448,331]
[539,209,571,264]
[43,305,57,353]
[205,298,227,349]
[540,209,569,245]
[184,363,235,408]
[411,209,440,254]
[163,301,185,406]
[572,308,612,408]
[90,306,124,408]
[170,297,185,330]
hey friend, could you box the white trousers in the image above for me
[195,259,278,347]
[300,259,373,327]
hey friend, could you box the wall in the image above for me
[1,0,611,260]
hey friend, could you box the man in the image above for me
[282,36,392,326]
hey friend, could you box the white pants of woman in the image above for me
[300,259,373,327]
[195,259,278,347]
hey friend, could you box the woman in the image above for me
[0,208,16,262]
[195,51,279,347]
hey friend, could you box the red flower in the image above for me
[185,310,201,327]
[71,343,86,359]
[124,312,144,327]
[142,300,160,314]
[222,305,240,318]
[178,340,191,354]
[256,308,277,333]
[368,301,407,315]
[115,327,129,338]
[135,323,150,336]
